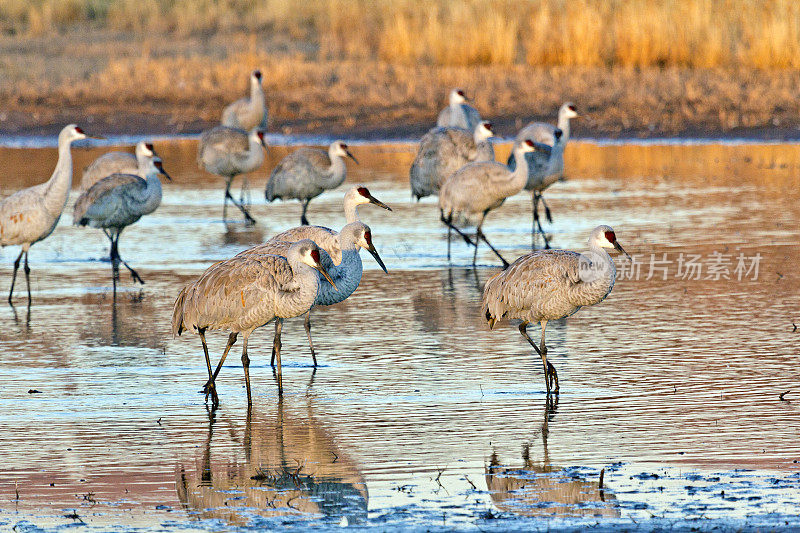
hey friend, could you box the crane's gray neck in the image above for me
[250,78,264,108]
[324,156,347,189]
[557,111,572,143]
[136,152,151,172]
[246,137,265,168]
[343,197,361,224]
[579,241,616,304]
[502,147,531,196]
[138,174,164,216]
[43,138,74,217]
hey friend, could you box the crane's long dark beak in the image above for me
[315,264,338,291]
[366,242,387,273]
[614,241,631,261]
[154,160,172,181]
[367,193,392,211]
[345,149,359,165]
[88,134,106,140]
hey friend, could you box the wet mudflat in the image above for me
[0,138,799,531]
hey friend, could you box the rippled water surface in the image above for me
[0,139,799,531]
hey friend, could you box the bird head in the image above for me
[591,225,630,260]
[563,102,579,119]
[152,158,172,181]
[476,121,495,141]
[352,186,392,211]
[332,141,358,164]
[451,88,468,104]
[297,241,338,291]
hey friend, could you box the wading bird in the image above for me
[197,126,267,224]
[242,221,387,366]
[221,70,268,132]
[508,103,579,240]
[0,124,96,304]
[80,141,159,191]
[73,158,171,285]
[410,121,495,201]
[265,141,358,225]
[439,139,539,267]
[507,130,566,248]
[481,225,630,394]
[172,239,336,405]
[437,89,482,131]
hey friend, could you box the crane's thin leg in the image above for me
[239,176,251,207]
[23,251,31,305]
[541,195,553,224]
[519,322,558,394]
[8,249,23,304]
[198,328,218,406]
[222,177,231,221]
[304,311,318,367]
[270,320,278,367]
[204,332,238,406]
[532,193,551,250]
[112,230,144,285]
[540,320,557,392]
[300,199,310,226]
[224,176,256,225]
[475,211,509,268]
[241,332,252,406]
[531,192,537,250]
[440,210,474,247]
[273,319,284,396]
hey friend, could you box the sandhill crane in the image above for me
[265,141,358,225]
[438,139,539,267]
[197,126,267,224]
[242,221,387,366]
[436,89,482,131]
[172,239,336,405]
[73,158,171,285]
[0,124,97,304]
[221,70,268,132]
[409,121,495,201]
[507,130,566,248]
[509,102,578,238]
[481,225,630,394]
[518,102,579,147]
[80,141,159,191]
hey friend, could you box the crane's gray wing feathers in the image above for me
[73,173,144,224]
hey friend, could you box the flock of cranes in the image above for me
[0,70,628,401]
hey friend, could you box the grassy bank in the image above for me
[2,0,800,68]
[0,1,799,138]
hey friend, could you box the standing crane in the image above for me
[0,124,97,304]
[481,225,630,394]
[508,103,579,241]
[410,121,495,201]
[197,126,267,224]
[242,221,387,366]
[80,141,159,191]
[72,158,171,285]
[436,89,482,131]
[438,139,539,267]
[221,70,268,132]
[172,239,337,405]
[265,141,358,225]
[507,130,566,248]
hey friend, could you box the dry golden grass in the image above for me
[2,0,800,68]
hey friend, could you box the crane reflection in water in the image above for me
[485,396,619,518]
[175,379,368,526]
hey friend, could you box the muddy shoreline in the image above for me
[2,102,799,141]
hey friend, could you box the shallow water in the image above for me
[0,138,799,531]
